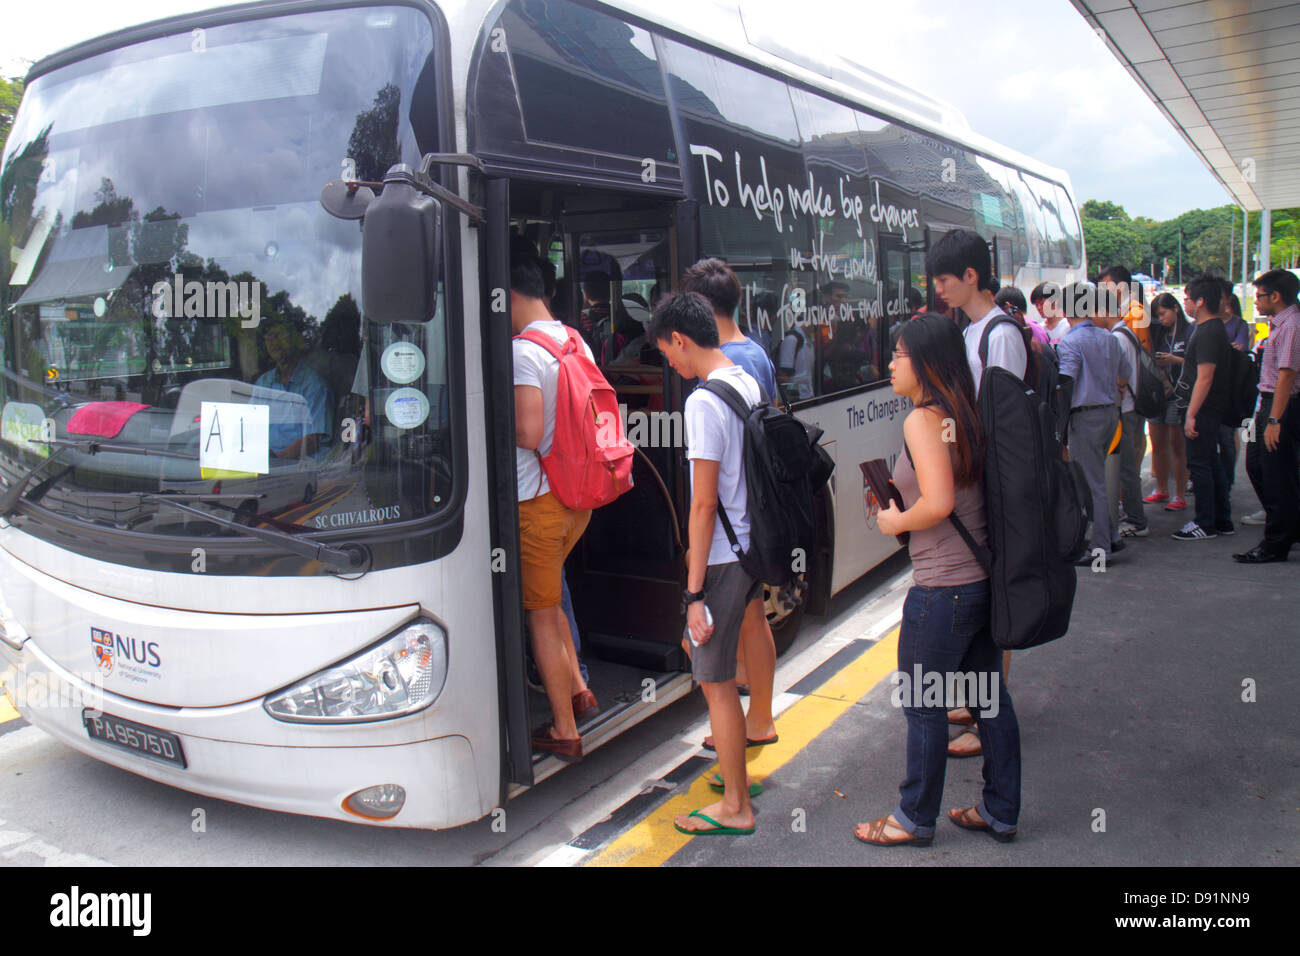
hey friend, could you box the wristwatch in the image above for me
[681,588,706,613]
[1268,418,1280,425]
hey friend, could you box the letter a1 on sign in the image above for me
[200,401,270,476]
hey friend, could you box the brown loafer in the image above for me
[572,690,599,721]
[532,723,582,763]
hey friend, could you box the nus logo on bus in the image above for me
[90,627,161,682]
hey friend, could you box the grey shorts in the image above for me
[689,562,763,684]
[1147,402,1182,426]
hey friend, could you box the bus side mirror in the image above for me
[361,165,442,325]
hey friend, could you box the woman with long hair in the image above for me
[854,314,1021,847]
[1144,292,1192,510]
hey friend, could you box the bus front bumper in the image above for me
[0,639,487,830]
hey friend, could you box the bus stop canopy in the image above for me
[1072,0,1300,212]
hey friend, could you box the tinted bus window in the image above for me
[788,89,884,395]
[1056,183,1083,269]
[471,0,680,187]
[659,41,813,402]
[1028,175,1068,267]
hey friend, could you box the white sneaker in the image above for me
[1241,510,1267,526]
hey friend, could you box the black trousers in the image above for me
[1244,394,1300,554]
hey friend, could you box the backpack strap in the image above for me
[977,311,1019,368]
[902,441,992,574]
[516,325,581,360]
[697,378,759,560]
[697,378,756,420]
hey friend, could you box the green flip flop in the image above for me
[707,773,763,798]
[673,809,756,836]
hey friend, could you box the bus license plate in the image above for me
[82,710,187,769]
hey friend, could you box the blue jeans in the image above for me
[893,580,1021,837]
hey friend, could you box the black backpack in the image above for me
[947,365,1090,650]
[1114,324,1172,419]
[697,379,834,587]
[979,313,1067,426]
[1226,346,1261,426]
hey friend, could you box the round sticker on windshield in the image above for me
[380,341,425,384]
[385,387,430,429]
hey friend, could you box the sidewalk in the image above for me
[595,455,1300,866]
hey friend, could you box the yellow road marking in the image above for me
[585,626,900,867]
[0,697,21,724]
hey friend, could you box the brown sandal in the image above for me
[947,707,975,726]
[853,816,932,847]
[948,805,1016,843]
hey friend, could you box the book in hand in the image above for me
[860,459,908,546]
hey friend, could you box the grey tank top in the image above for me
[892,446,989,587]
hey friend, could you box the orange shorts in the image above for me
[518,491,591,610]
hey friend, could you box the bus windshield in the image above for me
[0,6,454,569]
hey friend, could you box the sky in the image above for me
[1,0,1232,221]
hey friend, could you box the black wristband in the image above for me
[681,589,705,613]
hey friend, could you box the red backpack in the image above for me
[516,325,635,510]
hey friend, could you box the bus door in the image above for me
[880,232,929,337]
[558,210,691,701]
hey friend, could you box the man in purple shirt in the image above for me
[1236,269,1300,563]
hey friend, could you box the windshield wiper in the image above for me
[0,439,198,517]
[80,491,369,574]
[38,437,198,460]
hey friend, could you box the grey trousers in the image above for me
[1069,405,1120,556]
[1106,409,1148,531]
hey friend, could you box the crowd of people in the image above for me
[508,225,1300,843]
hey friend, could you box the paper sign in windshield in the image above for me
[200,402,269,475]
[380,342,425,384]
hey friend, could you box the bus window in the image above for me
[472,0,681,190]
[658,40,812,404]
[1029,175,1068,267]
[1056,183,1084,269]
[788,89,885,396]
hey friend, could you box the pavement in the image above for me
[574,456,1300,867]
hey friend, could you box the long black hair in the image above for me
[1150,292,1190,349]
[898,313,983,485]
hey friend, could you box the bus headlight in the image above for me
[264,619,447,723]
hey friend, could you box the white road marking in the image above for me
[0,818,113,867]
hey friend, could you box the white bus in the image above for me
[0,0,1085,829]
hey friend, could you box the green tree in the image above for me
[1083,216,1145,272]
[0,76,23,157]
[1081,199,1129,221]
[1186,221,1233,276]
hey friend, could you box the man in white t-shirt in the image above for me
[511,257,596,763]
[1104,307,1149,538]
[1031,281,1069,345]
[928,229,1027,396]
[926,228,1024,758]
[649,290,763,836]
